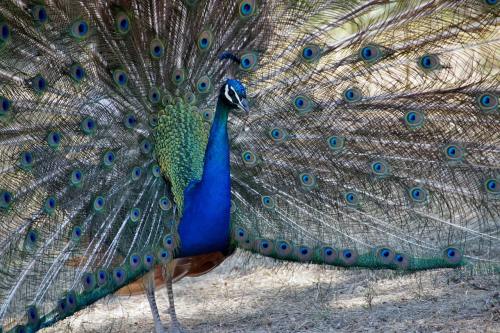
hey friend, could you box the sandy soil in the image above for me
[42,251,500,333]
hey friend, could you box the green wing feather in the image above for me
[154,98,209,214]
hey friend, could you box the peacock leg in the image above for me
[164,263,184,333]
[145,271,166,333]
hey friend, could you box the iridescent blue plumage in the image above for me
[177,79,248,257]
[0,1,499,333]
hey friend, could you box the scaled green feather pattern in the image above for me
[154,98,209,214]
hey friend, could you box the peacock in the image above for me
[0,0,499,332]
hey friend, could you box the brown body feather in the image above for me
[115,252,228,296]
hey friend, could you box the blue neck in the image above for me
[177,99,232,257]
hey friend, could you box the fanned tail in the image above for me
[229,0,500,272]
[0,0,278,331]
[0,0,175,330]
[0,0,498,332]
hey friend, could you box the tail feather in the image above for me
[0,0,498,331]
[229,0,500,271]
[0,0,276,329]
[0,0,176,328]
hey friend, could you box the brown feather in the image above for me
[115,251,228,296]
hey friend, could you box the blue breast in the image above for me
[177,101,231,257]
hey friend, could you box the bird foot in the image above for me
[152,323,166,333]
[166,323,185,333]
[151,326,184,333]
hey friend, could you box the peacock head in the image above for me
[220,79,249,113]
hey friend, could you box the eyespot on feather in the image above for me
[150,39,165,59]
[359,44,384,63]
[255,238,273,256]
[339,248,358,266]
[239,0,257,18]
[115,12,131,34]
[300,44,321,63]
[70,19,90,40]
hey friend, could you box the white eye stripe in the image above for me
[224,84,233,104]
[230,86,241,105]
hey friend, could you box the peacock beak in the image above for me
[238,98,249,113]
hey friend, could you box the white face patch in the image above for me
[231,86,242,105]
[224,84,233,104]
[224,84,241,106]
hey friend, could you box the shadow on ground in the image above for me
[43,251,500,333]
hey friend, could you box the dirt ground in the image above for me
[43,251,500,333]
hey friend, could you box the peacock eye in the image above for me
[327,136,345,151]
[81,117,97,135]
[150,39,165,59]
[197,30,213,51]
[0,22,9,43]
[184,92,196,105]
[484,179,499,194]
[27,305,39,325]
[444,144,464,161]
[375,247,394,265]
[27,230,37,243]
[151,164,161,177]
[20,151,34,170]
[300,44,321,62]
[32,75,47,94]
[0,190,13,209]
[172,68,185,85]
[0,96,11,116]
[157,248,171,264]
[47,131,62,149]
[32,5,48,24]
[239,1,257,18]
[292,95,313,114]
[404,111,425,129]
[344,192,359,206]
[343,87,362,103]
[70,169,84,186]
[103,151,116,167]
[70,19,90,39]
[159,196,171,211]
[149,87,161,104]
[477,93,498,113]
[443,247,462,265]
[359,44,383,63]
[129,207,141,222]
[241,150,258,166]
[113,267,126,285]
[112,69,128,87]
[370,160,390,177]
[408,186,428,203]
[163,234,176,250]
[298,172,317,190]
[124,114,137,129]
[261,195,275,209]
[418,54,439,70]
[197,76,211,94]
[140,139,153,154]
[44,196,57,214]
[115,13,131,34]
[239,52,258,71]
[70,64,86,82]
